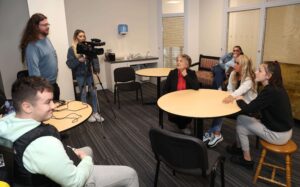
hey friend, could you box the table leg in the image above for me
[157,77,161,99]
[157,77,164,128]
[194,118,203,140]
[143,77,161,105]
[159,109,163,129]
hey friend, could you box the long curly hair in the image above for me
[230,55,256,91]
[19,13,47,63]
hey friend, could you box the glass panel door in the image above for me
[263,4,300,65]
[227,9,260,66]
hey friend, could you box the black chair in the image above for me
[17,70,29,80]
[149,128,225,187]
[0,137,14,185]
[113,67,143,109]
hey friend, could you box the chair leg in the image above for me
[117,90,120,109]
[140,88,143,104]
[136,89,138,101]
[154,160,160,187]
[220,157,225,187]
[286,154,292,187]
[210,168,216,187]
[253,148,267,184]
[114,87,117,104]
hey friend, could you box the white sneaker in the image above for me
[88,115,96,122]
[93,113,104,122]
[208,134,223,147]
[203,132,213,143]
[182,128,192,135]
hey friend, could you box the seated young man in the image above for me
[0,76,139,187]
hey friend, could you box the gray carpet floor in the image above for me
[62,82,300,187]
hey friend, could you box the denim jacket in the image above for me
[66,47,100,77]
[219,52,234,71]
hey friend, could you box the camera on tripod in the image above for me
[77,38,106,57]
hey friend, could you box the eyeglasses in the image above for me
[233,50,240,52]
[39,23,50,27]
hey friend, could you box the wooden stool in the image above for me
[253,139,297,187]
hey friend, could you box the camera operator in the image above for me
[66,29,104,123]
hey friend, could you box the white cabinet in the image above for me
[105,58,158,92]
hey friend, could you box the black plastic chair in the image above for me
[0,137,14,185]
[113,67,143,109]
[149,128,225,187]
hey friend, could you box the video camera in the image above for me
[77,38,105,57]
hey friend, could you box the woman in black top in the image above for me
[229,61,294,169]
[163,54,199,134]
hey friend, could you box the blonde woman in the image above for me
[204,55,257,147]
[66,29,104,123]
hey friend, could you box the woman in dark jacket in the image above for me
[228,61,294,169]
[163,54,199,134]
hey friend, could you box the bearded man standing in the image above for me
[20,13,60,100]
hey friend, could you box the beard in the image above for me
[40,28,49,37]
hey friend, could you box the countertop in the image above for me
[105,57,159,64]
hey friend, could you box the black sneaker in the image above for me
[226,145,243,155]
[230,155,254,170]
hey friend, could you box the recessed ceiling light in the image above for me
[167,0,180,4]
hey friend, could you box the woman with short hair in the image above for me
[163,54,200,134]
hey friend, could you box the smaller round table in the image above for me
[44,101,92,132]
[135,68,173,100]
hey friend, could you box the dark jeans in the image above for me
[52,83,60,101]
[168,113,192,129]
[212,65,226,89]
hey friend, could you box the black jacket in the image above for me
[237,85,294,132]
[163,69,199,94]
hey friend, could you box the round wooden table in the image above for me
[158,89,241,139]
[135,68,173,100]
[44,101,92,132]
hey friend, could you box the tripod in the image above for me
[77,58,102,125]
[93,73,116,119]
[78,56,116,125]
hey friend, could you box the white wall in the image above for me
[185,0,200,63]
[0,0,29,98]
[27,0,75,100]
[1,0,226,98]
[198,0,224,57]
[64,0,160,88]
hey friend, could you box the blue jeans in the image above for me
[76,75,98,113]
[208,118,223,134]
[212,65,226,89]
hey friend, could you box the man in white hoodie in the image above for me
[0,76,138,187]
